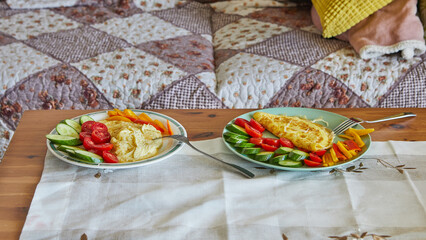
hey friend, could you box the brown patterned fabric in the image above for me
[0,0,425,159]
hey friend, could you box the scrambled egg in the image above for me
[253,112,334,152]
[100,120,163,163]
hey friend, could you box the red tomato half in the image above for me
[83,137,113,151]
[309,153,323,163]
[81,121,96,133]
[249,119,265,132]
[261,143,278,151]
[91,129,111,144]
[262,138,280,147]
[249,138,263,146]
[234,118,250,128]
[314,149,326,157]
[79,131,91,141]
[279,138,294,148]
[102,151,119,163]
[92,122,108,132]
[244,123,262,138]
[304,159,321,167]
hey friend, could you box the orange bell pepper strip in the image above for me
[106,116,132,122]
[153,119,167,132]
[336,141,353,159]
[167,120,173,135]
[133,119,164,133]
[332,143,347,161]
[108,109,119,117]
[139,112,153,122]
[113,108,126,116]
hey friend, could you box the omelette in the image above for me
[253,112,334,152]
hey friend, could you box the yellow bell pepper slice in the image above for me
[106,116,132,122]
[337,141,353,159]
[338,134,354,140]
[329,148,339,162]
[153,119,167,132]
[139,112,153,122]
[113,108,125,116]
[123,109,138,119]
[349,128,375,136]
[346,128,365,148]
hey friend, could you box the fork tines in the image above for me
[333,118,361,135]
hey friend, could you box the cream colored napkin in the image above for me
[21,139,426,239]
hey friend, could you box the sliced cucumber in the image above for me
[62,119,81,133]
[57,145,84,152]
[226,124,249,136]
[223,131,249,139]
[240,147,261,155]
[288,150,309,161]
[254,152,274,162]
[275,147,293,155]
[56,123,79,138]
[224,136,249,144]
[269,154,288,165]
[73,149,103,164]
[278,160,303,168]
[234,142,255,148]
[46,134,82,146]
[80,115,95,125]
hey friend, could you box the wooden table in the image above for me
[1,108,425,239]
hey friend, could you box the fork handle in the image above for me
[364,112,417,123]
[185,143,255,179]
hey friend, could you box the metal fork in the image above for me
[332,112,417,135]
[157,135,255,179]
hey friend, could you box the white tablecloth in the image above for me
[20,139,426,239]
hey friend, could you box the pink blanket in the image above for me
[312,0,425,59]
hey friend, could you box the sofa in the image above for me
[1,0,425,159]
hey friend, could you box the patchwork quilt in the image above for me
[1,0,425,159]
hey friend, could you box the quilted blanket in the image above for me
[1,0,425,159]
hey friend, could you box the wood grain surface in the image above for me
[0,108,425,239]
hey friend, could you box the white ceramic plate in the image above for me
[222,108,371,171]
[47,110,187,169]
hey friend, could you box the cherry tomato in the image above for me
[279,137,294,148]
[91,128,111,144]
[309,153,322,163]
[102,151,119,163]
[92,122,108,132]
[262,138,280,147]
[314,149,326,157]
[249,138,263,146]
[244,123,262,138]
[79,131,91,141]
[234,118,250,128]
[249,119,265,132]
[304,159,321,167]
[83,137,113,151]
[81,121,96,133]
[261,143,278,152]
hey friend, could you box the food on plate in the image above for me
[100,120,162,162]
[252,112,334,152]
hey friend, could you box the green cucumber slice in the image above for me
[223,131,249,139]
[234,142,255,148]
[278,160,303,168]
[73,149,103,164]
[269,154,288,165]
[240,147,261,155]
[62,119,81,133]
[288,150,309,161]
[79,115,95,125]
[57,145,84,152]
[226,124,249,136]
[56,123,79,138]
[224,136,249,144]
[254,151,274,162]
[46,134,82,146]
[275,147,293,155]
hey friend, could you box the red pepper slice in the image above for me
[262,138,280,147]
[343,140,362,151]
[234,118,250,128]
[304,159,322,167]
[332,143,347,160]
[249,138,263,146]
[261,143,278,152]
[249,119,265,132]
[309,152,323,163]
[279,137,294,148]
[314,149,327,157]
[244,123,262,138]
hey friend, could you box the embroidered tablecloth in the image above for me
[20,139,426,239]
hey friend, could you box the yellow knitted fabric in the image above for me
[312,0,393,38]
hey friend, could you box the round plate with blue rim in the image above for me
[222,107,371,171]
[47,110,187,169]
